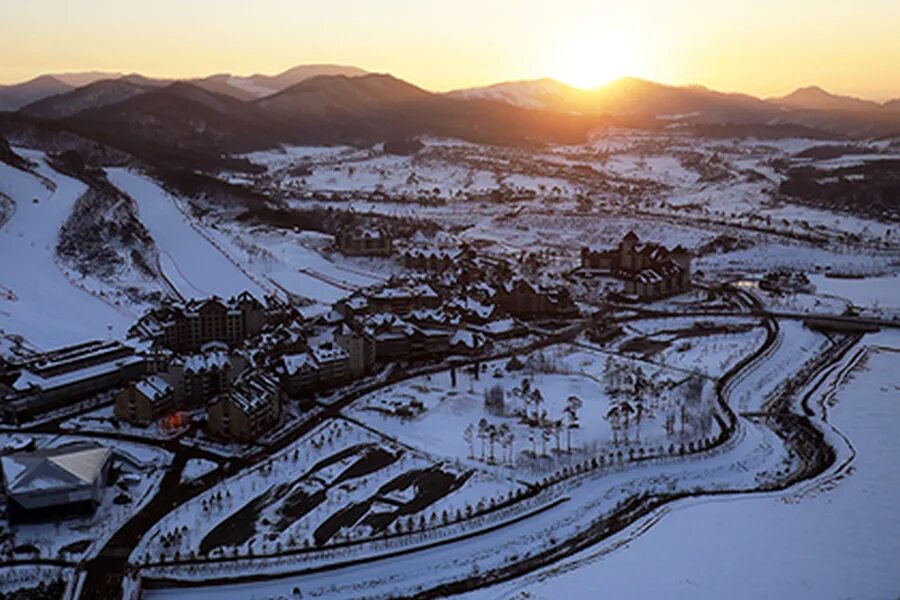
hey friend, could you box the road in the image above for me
[139,313,857,600]
[51,291,884,598]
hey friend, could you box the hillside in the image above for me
[768,86,883,112]
[20,79,153,119]
[62,82,285,169]
[0,76,74,111]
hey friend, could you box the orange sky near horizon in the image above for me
[2,0,899,101]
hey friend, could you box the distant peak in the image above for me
[788,85,832,96]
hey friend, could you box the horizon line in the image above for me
[2,66,898,104]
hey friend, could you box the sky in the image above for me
[2,0,899,100]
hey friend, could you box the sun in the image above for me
[551,33,644,89]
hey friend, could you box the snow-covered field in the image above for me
[346,344,722,483]
[135,418,521,564]
[199,222,389,305]
[142,383,796,599]
[480,332,900,600]
[808,272,900,310]
[0,152,135,351]
[107,169,268,300]
[614,317,767,378]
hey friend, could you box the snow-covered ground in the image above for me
[0,152,135,351]
[199,222,389,305]
[808,272,900,310]
[477,331,900,600]
[135,418,521,565]
[142,385,795,598]
[107,169,268,300]
[346,344,721,483]
[181,458,219,484]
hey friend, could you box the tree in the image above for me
[531,388,544,424]
[521,377,531,397]
[552,420,563,454]
[633,402,644,442]
[498,423,512,464]
[464,424,475,459]
[565,396,582,452]
[477,418,488,460]
[487,424,499,464]
[540,425,551,456]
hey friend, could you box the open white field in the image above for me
[483,332,900,600]
[136,418,520,563]
[345,344,723,482]
[199,222,389,305]
[0,152,135,351]
[107,169,268,301]
[808,272,900,310]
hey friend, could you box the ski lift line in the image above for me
[154,253,187,302]
[157,251,208,298]
[163,188,275,296]
[296,267,359,292]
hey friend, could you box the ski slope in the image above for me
[107,169,267,301]
[0,152,134,350]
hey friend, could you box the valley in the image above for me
[0,65,898,600]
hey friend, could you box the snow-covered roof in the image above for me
[472,318,519,335]
[283,353,317,375]
[134,375,173,402]
[1,444,111,496]
[450,329,487,349]
[312,344,349,365]
[10,355,144,394]
[182,350,231,374]
[228,372,279,415]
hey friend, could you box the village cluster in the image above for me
[0,225,692,521]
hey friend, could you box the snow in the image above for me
[181,458,219,484]
[0,432,171,562]
[106,169,267,300]
[346,344,721,483]
[0,152,135,350]
[808,273,900,309]
[199,222,387,304]
[135,418,519,565]
[481,332,900,600]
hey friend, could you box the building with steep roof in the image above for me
[130,292,286,352]
[114,375,174,426]
[337,226,393,257]
[207,371,281,442]
[581,232,692,300]
[494,279,579,320]
[1,444,111,518]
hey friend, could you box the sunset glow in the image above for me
[550,32,647,89]
[1,0,899,99]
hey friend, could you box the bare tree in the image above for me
[565,395,582,452]
[477,418,488,460]
[531,388,544,424]
[498,423,512,464]
[541,425,551,456]
[487,424,499,464]
[464,423,474,459]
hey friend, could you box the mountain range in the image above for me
[1,64,899,175]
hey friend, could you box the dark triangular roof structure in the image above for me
[1,444,111,496]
